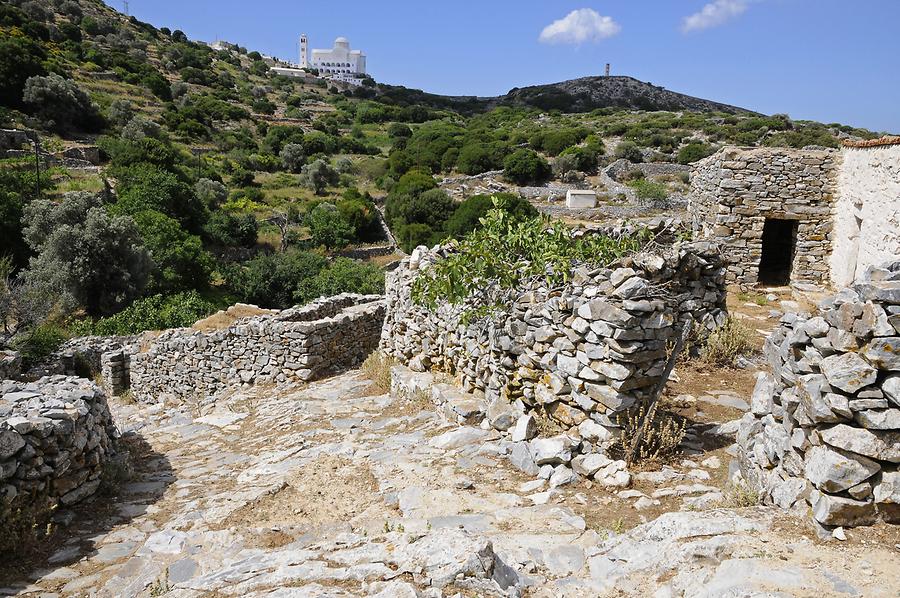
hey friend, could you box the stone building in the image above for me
[688,138,900,289]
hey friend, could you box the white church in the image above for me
[300,35,367,86]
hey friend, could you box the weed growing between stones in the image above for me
[719,482,762,508]
[0,492,55,562]
[699,316,757,367]
[361,351,396,393]
[614,403,686,465]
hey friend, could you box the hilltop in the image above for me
[497,76,752,114]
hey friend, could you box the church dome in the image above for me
[334,37,350,48]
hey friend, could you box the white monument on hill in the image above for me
[299,35,367,86]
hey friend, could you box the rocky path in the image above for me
[3,373,898,597]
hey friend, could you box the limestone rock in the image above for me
[811,491,878,527]
[820,424,900,463]
[511,414,538,442]
[529,435,576,465]
[804,445,880,493]
[863,337,900,370]
[820,353,877,394]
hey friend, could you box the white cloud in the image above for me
[681,0,748,33]
[539,8,621,45]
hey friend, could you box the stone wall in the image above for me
[0,351,20,381]
[831,142,900,287]
[380,242,727,429]
[1,376,118,513]
[130,294,385,403]
[689,147,838,287]
[604,159,691,182]
[736,261,900,528]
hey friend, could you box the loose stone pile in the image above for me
[0,376,117,513]
[130,294,385,403]
[689,147,838,286]
[380,242,727,431]
[737,262,900,527]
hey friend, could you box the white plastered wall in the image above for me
[830,144,900,286]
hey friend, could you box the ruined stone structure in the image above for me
[689,139,900,290]
[130,294,385,403]
[380,242,727,429]
[737,261,900,527]
[689,147,838,287]
[0,377,118,514]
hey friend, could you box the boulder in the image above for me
[811,491,878,527]
[750,372,775,416]
[571,453,613,477]
[820,424,900,463]
[804,445,880,493]
[854,409,900,430]
[863,337,900,370]
[820,353,877,394]
[511,414,538,442]
[529,435,576,465]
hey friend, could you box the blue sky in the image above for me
[111,1,900,132]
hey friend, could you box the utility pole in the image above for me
[28,131,41,198]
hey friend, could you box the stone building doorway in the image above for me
[758,218,797,285]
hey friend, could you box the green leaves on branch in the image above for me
[411,197,647,313]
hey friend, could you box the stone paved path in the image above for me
[3,372,898,597]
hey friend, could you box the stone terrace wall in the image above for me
[130,294,385,403]
[1,376,117,512]
[380,243,726,429]
[737,261,900,528]
[689,147,838,287]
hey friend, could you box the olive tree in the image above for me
[22,74,103,134]
[22,192,151,316]
[300,159,338,195]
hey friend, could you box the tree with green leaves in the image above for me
[22,74,104,134]
[503,149,551,185]
[0,36,46,107]
[306,202,353,249]
[22,193,151,316]
[131,210,214,293]
[300,159,338,195]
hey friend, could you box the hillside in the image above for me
[0,0,889,358]
[496,76,752,114]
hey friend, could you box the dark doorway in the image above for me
[758,218,797,285]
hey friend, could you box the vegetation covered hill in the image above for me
[0,0,888,365]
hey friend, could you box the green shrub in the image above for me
[225,250,328,309]
[628,179,667,202]
[89,291,219,335]
[293,258,385,304]
[22,74,104,133]
[203,212,258,247]
[306,202,353,249]
[677,142,715,164]
[11,322,68,364]
[614,141,643,163]
[444,193,537,239]
[503,149,551,185]
[412,197,648,313]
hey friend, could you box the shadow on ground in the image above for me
[0,431,174,589]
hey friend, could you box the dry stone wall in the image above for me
[130,294,385,403]
[737,261,900,528]
[689,147,838,287]
[0,376,117,513]
[380,242,727,430]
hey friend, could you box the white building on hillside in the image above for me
[299,35,367,86]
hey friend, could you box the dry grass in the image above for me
[360,351,396,394]
[192,304,276,332]
[614,403,687,465]
[699,316,757,367]
[718,482,761,508]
